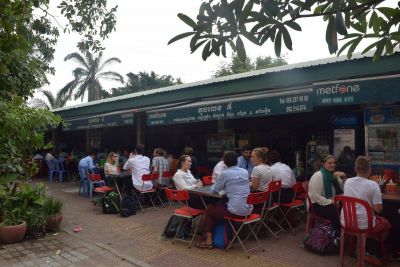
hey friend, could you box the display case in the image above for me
[365,106,400,181]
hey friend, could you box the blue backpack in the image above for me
[212,221,232,249]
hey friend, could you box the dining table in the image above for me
[106,171,132,199]
[188,185,223,209]
[381,184,400,254]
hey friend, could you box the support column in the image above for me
[136,113,146,145]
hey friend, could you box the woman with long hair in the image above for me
[104,152,119,175]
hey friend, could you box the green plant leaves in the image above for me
[177,13,197,28]
[236,36,247,61]
[168,32,195,45]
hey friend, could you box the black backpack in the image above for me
[303,222,340,255]
[162,215,191,239]
[102,192,120,214]
[120,196,136,217]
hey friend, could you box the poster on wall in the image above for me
[207,133,235,153]
[333,129,355,158]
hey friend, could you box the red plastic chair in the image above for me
[134,173,165,212]
[334,195,389,267]
[279,182,307,235]
[225,191,269,257]
[259,180,285,238]
[202,175,213,185]
[164,188,204,248]
[87,173,113,198]
[303,181,329,234]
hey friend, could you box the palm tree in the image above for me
[29,89,71,110]
[60,51,124,102]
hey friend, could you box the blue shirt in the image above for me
[237,156,253,177]
[211,166,252,216]
[78,156,95,171]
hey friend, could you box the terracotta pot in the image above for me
[0,221,27,244]
[46,213,63,232]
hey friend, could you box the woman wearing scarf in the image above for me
[308,154,346,231]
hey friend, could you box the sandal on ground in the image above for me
[196,242,213,249]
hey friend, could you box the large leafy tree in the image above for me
[110,71,182,96]
[61,52,123,102]
[0,1,116,184]
[0,0,117,101]
[169,0,400,62]
[214,54,287,77]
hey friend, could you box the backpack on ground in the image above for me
[120,196,136,217]
[212,221,232,249]
[303,222,339,255]
[102,191,120,214]
[162,215,191,239]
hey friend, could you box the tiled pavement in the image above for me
[1,178,398,267]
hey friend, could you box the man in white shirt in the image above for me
[123,144,153,192]
[212,160,226,184]
[342,156,391,264]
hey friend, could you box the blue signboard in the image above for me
[313,76,400,106]
[63,111,135,131]
[147,92,313,126]
[365,106,400,125]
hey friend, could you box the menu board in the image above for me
[366,125,400,163]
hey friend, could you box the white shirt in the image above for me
[123,155,152,191]
[173,169,198,190]
[341,176,382,229]
[212,161,227,183]
[251,164,275,192]
[270,162,296,188]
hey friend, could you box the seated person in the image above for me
[197,151,252,249]
[212,157,226,184]
[269,150,296,203]
[152,148,170,186]
[104,152,119,175]
[172,154,204,209]
[123,144,153,192]
[308,154,344,231]
[249,147,275,192]
[342,156,391,264]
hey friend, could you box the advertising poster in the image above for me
[333,129,355,158]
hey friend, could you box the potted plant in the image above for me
[26,207,46,239]
[0,183,27,244]
[44,197,63,232]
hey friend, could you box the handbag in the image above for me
[303,221,339,255]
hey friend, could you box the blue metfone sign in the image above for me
[313,76,400,106]
[147,92,313,126]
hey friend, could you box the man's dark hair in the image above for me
[268,150,281,165]
[88,151,96,157]
[241,144,251,152]
[223,151,238,167]
[135,144,145,155]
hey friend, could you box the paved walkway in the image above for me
[1,178,397,266]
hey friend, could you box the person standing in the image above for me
[123,144,152,192]
[342,156,391,265]
[78,151,97,173]
[237,144,254,177]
